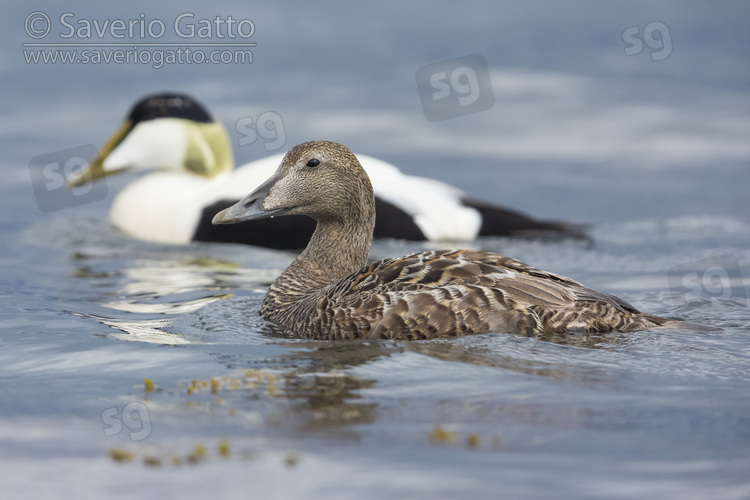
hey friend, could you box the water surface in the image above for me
[2,2,749,499]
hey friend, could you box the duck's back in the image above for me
[264,249,673,340]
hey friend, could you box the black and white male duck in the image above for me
[70,93,584,249]
[213,141,674,340]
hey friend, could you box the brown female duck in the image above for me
[213,140,674,340]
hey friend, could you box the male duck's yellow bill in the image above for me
[67,120,133,187]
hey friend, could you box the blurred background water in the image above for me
[1,1,749,499]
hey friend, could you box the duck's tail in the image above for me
[624,313,720,333]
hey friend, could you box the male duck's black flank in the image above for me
[213,140,674,340]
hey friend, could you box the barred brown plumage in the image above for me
[213,140,675,340]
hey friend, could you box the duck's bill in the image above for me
[67,120,133,187]
[212,173,290,225]
[212,203,290,225]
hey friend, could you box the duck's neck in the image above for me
[262,204,375,323]
[291,215,374,289]
[315,212,375,264]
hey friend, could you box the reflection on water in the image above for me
[71,252,279,343]
[282,369,377,434]
[404,340,609,384]
[269,341,393,435]
[102,293,233,315]
[114,257,275,296]
[91,315,190,344]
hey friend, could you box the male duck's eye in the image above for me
[306,158,320,168]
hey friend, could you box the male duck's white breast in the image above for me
[110,171,228,244]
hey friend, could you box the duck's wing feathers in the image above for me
[335,249,633,310]
[319,249,647,339]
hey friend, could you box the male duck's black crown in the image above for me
[126,92,213,125]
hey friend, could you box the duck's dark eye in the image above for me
[306,158,320,168]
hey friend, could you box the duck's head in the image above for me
[212,140,375,227]
[68,92,233,187]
